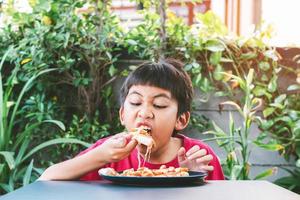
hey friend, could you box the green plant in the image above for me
[262,65,300,193]
[0,0,298,193]
[44,113,113,163]
[0,0,125,170]
[0,48,90,194]
[274,164,300,194]
[123,10,161,60]
[205,69,282,180]
[1,0,124,120]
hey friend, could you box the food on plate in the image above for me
[99,165,189,177]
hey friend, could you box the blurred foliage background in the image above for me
[0,0,299,194]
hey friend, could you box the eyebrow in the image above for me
[128,91,171,99]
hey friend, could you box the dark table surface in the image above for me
[1,180,299,200]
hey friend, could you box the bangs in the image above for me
[125,63,179,96]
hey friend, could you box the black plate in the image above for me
[100,171,207,186]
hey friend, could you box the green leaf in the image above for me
[274,94,286,104]
[200,77,212,93]
[258,62,270,71]
[261,74,269,82]
[267,75,277,93]
[246,68,254,85]
[253,141,284,151]
[296,159,300,168]
[15,139,30,166]
[0,47,13,149]
[184,64,193,71]
[205,40,225,52]
[230,165,243,180]
[43,120,65,131]
[23,159,34,186]
[263,107,275,118]
[220,57,233,63]
[34,0,52,12]
[254,167,277,180]
[0,151,15,170]
[275,177,300,189]
[240,52,257,60]
[214,91,228,97]
[287,84,300,91]
[269,102,284,110]
[253,86,266,97]
[213,64,223,80]
[109,65,117,77]
[210,52,222,65]
[126,39,138,46]
[21,138,90,163]
[257,118,274,130]
[192,62,200,68]
[296,146,300,158]
[229,113,235,138]
[194,73,202,85]
[0,183,13,193]
[288,110,299,121]
[0,164,4,174]
[211,121,227,137]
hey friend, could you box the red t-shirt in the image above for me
[79,134,224,180]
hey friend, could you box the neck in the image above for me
[148,137,182,164]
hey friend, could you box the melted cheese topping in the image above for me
[130,126,155,168]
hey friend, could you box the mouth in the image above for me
[135,125,152,135]
[130,125,155,148]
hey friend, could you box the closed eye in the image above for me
[130,102,141,106]
[154,105,167,109]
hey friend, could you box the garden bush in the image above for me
[0,0,299,194]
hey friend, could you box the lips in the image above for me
[136,122,152,131]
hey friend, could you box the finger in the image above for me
[186,145,200,157]
[196,154,213,164]
[187,149,207,160]
[200,165,214,172]
[124,133,134,141]
[177,147,186,163]
[123,139,138,152]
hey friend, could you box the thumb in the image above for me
[177,147,186,163]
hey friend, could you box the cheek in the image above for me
[122,104,137,122]
[156,108,178,122]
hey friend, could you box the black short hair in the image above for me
[120,58,194,115]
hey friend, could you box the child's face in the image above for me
[119,85,188,154]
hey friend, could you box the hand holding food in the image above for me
[98,132,138,163]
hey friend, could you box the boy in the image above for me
[39,59,224,181]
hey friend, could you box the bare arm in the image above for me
[39,133,137,181]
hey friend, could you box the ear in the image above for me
[119,106,125,125]
[175,111,190,131]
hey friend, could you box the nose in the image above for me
[138,106,154,119]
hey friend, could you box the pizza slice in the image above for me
[130,126,155,147]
